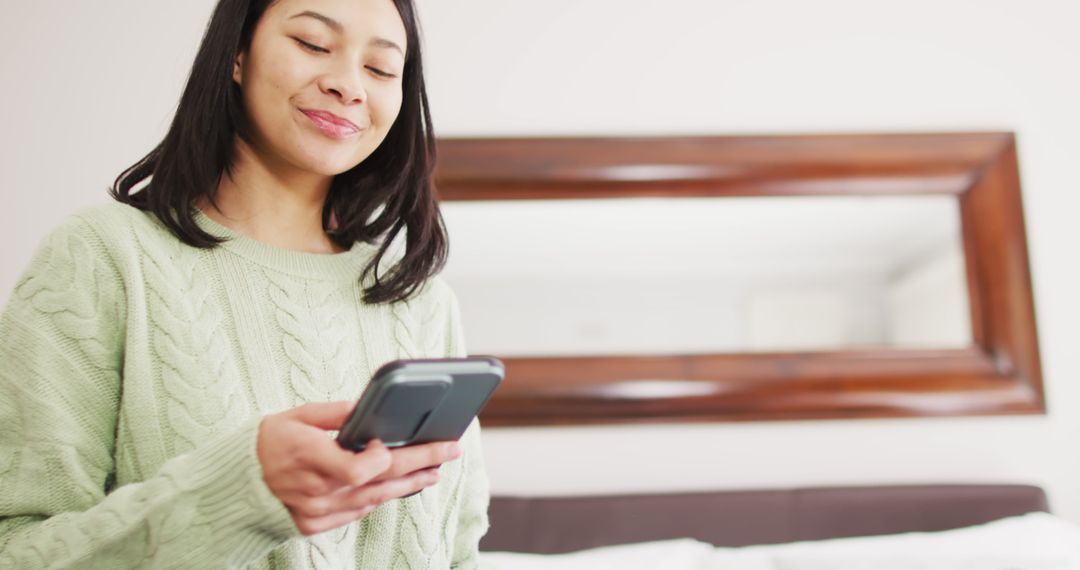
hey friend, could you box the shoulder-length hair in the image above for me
[111,0,446,305]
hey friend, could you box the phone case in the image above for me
[336,356,504,451]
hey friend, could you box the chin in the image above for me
[299,149,371,177]
[312,162,360,177]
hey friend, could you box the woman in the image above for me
[0,0,488,567]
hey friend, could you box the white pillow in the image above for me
[479,538,716,570]
[479,513,1080,570]
[706,512,1080,570]
[770,556,1074,570]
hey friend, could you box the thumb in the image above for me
[289,400,356,430]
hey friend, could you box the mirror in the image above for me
[443,195,971,356]
[434,133,1044,426]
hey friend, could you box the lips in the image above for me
[300,109,362,140]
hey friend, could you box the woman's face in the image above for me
[234,0,407,178]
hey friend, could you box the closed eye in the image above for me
[293,37,329,54]
[366,66,398,79]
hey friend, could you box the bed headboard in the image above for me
[481,484,1049,554]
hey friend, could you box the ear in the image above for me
[232,51,245,85]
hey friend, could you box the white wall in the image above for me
[1,0,1077,524]
[0,1,218,286]
[415,0,1080,523]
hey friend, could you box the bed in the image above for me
[477,484,1080,569]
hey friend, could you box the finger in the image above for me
[277,470,340,499]
[302,437,393,487]
[288,468,439,523]
[288,401,356,430]
[272,468,350,512]
[375,441,461,481]
[337,467,441,511]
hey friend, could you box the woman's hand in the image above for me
[256,401,461,536]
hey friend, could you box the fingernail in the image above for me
[446,442,462,458]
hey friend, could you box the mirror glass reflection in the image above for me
[441,195,972,357]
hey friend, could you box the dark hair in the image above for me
[111,0,446,304]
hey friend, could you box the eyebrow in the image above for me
[289,11,405,56]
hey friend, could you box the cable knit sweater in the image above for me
[0,202,489,569]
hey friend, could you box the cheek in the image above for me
[261,66,298,110]
[373,88,404,129]
[246,55,304,119]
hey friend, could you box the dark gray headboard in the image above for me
[481,484,1049,554]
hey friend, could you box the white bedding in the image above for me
[479,512,1080,570]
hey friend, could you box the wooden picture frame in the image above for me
[434,133,1044,426]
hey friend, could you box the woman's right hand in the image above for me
[256,401,462,536]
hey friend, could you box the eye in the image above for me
[366,66,398,79]
[293,37,329,54]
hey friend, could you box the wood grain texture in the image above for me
[434,133,1044,426]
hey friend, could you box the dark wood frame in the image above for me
[434,133,1044,426]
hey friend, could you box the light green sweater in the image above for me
[0,203,489,569]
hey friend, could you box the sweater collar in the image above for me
[193,208,377,281]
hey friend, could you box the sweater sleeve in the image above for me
[0,218,298,569]
[436,282,491,569]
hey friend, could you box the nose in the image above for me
[319,63,366,105]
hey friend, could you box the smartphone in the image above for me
[336,356,504,452]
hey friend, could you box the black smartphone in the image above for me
[336,356,504,452]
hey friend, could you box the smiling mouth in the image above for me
[300,109,363,140]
